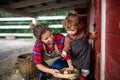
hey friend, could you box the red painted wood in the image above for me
[74,8,87,14]
[106,0,120,80]
[94,0,101,80]
[106,0,120,12]
[106,34,120,62]
[105,34,120,80]
[106,4,120,35]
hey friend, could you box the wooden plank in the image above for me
[105,1,120,80]
[106,33,120,68]
[0,16,65,21]
[94,0,101,79]
[37,16,65,20]
[35,6,87,16]
[27,0,87,13]
[106,4,120,35]
[106,0,120,12]
[106,33,120,80]
[34,3,86,14]
[0,25,63,29]
[0,7,33,17]
[105,55,120,80]
[0,17,33,21]
[0,25,30,29]
[0,33,33,37]
[0,33,67,37]
[10,0,55,9]
[49,25,63,28]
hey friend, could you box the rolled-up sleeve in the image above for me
[32,42,43,64]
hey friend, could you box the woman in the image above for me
[30,23,73,80]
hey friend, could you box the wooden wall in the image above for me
[105,0,120,80]
[94,0,101,80]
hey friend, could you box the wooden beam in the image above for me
[0,33,67,37]
[0,33,33,37]
[10,0,55,9]
[27,0,88,13]
[0,25,63,29]
[0,16,65,21]
[0,7,34,17]
[35,5,87,16]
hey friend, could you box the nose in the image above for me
[69,31,72,34]
[48,37,52,41]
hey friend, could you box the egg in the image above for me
[63,70,68,74]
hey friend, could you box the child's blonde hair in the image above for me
[63,13,83,31]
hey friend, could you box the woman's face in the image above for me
[41,30,53,45]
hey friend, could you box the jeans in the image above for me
[38,58,68,80]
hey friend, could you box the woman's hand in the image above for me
[50,69,61,78]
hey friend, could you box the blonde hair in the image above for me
[63,13,83,31]
[30,23,50,40]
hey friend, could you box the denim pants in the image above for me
[38,58,68,80]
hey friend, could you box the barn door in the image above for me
[105,0,120,80]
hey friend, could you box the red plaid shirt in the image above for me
[32,33,70,64]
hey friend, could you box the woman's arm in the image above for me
[33,41,62,78]
[36,64,61,78]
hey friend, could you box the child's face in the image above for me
[67,28,77,36]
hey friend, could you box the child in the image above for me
[61,13,97,80]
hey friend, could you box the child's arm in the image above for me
[61,50,67,59]
[67,59,74,70]
[61,37,71,59]
[90,31,97,39]
[86,31,97,39]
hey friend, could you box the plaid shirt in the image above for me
[32,33,70,64]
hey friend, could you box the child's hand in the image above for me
[91,31,97,39]
[61,51,67,59]
[69,65,74,71]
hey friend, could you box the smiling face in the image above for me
[41,30,53,45]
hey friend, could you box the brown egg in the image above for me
[67,70,72,74]
[64,70,68,74]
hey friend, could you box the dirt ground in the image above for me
[0,39,35,80]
